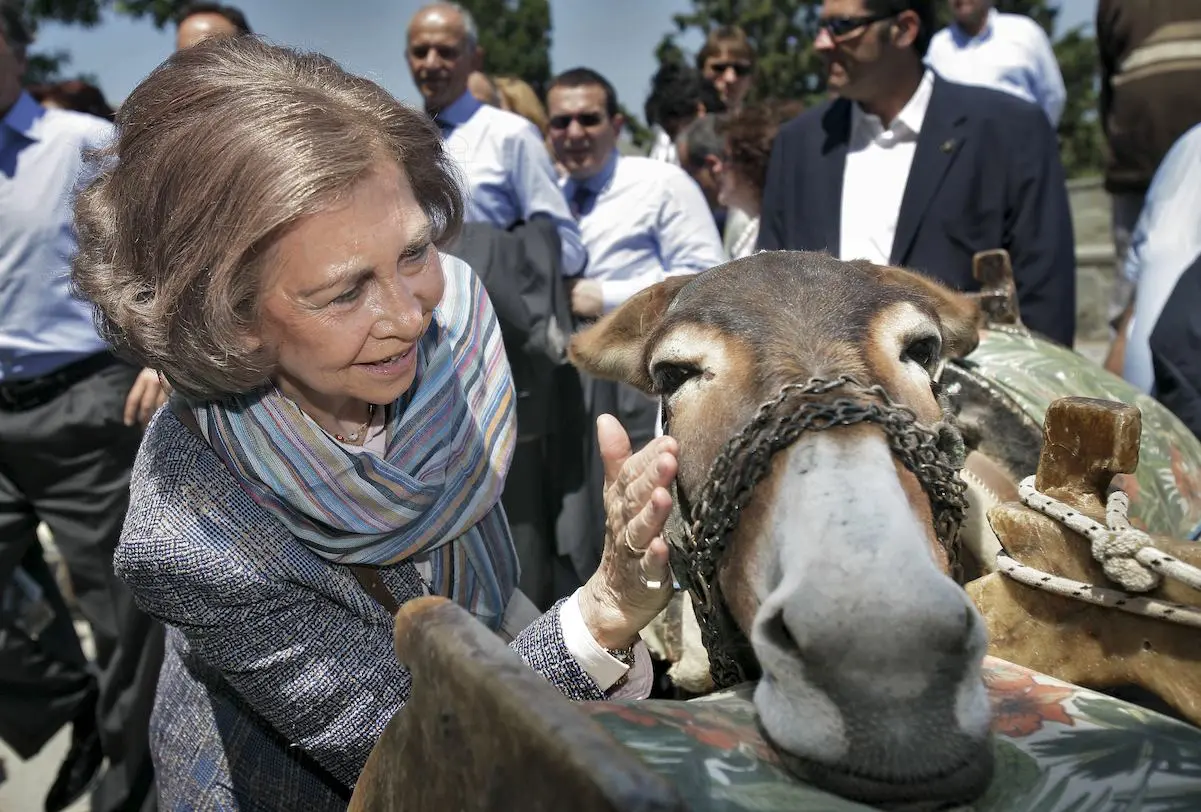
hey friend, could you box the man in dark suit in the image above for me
[758,0,1076,346]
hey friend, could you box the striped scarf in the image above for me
[190,255,518,630]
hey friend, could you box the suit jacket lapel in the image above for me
[817,101,852,257]
[891,78,967,266]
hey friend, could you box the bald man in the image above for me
[175,2,252,51]
[405,2,583,274]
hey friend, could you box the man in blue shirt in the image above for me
[925,0,1065,127]
[0,6,161,810]
[546,66,724,589]
[405,2,584,277]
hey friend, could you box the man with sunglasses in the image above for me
[698,26,756,114]
[546,67,723,593]
[758,0,1075,347]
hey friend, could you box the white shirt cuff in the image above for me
[560,589,653,698]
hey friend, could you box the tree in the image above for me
[653,0,1102,178]
[16,0,189,83]
[456,0,552,96]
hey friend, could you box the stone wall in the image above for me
[1069,177,1116,344]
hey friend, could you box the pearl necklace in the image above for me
[334,403,376,444]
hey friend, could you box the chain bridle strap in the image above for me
[665,375,970,690]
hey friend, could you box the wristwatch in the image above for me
[605,643,637,693]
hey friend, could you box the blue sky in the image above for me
[32,0,1096,114]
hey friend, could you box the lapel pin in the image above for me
[940,139,956,154]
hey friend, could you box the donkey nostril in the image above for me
[764,611,801,655]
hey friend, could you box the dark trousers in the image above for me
[0,360,163,812]
[553,373,659,587]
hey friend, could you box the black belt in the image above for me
[0,353,120,412]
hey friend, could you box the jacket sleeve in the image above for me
[756,130,789,251]
[119,545,604,789]
[1003,106,1077,347]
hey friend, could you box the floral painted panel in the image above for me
[961,329,1201,540]
[580,656,1201,811]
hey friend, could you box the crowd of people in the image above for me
[2,0,1201,809]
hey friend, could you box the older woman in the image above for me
[71,38,677,809]
[717,100,803,259]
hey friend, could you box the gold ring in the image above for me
[623,528,646,557]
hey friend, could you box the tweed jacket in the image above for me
[116,408,605,811]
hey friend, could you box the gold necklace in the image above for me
[334,403,376,444]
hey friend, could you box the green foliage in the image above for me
[22,49,70,83]
[15,0,188,84]
[25,0,186,27]
[619,102,654,148]
[456,0,552,96]
[657,0,1103,178]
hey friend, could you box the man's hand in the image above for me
[124,368,170,426]
[568,279,604,319]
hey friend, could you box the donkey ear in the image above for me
[568,275,696,392]
[884,266,983,360]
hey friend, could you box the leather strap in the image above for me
[349,566,402,617]
[963,450,1021,505]
[171,399,404,618]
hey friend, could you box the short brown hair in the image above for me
[696,25,755,70]
[72,37,463,401]
[718,99,804,198]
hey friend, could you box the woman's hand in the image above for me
[578,414,679,651]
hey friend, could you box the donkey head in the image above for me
[571,251,994,807]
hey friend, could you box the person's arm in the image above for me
[1002,104,1076,347]
[120,553,605,788]
[597,170,725,312]
[756,131,789,251]
[1029,23,1066,128]
[507,123,586,276]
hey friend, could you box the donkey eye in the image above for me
[902,335,941,373]
[651,362,701,397]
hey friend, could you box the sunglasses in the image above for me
[549,112,605,130]
[708,61,753,77]
[819,11,896,39]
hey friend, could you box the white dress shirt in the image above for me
[438,92,586,276]
[926,10,1066,127]
[1121,123,1201,393]
[839,70,935,266]
[0,92,114,381]
[564,151,725,312]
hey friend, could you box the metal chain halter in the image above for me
[664,375,970,690]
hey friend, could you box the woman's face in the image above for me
[257,160,444,418]
[716,145,759,216]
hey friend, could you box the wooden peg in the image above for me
[972,249,1022,327]
[1034,397,1141,511]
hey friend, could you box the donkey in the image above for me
[570,251,994,808]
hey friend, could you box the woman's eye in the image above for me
[332,286,362,305]
[651,363,701,397]
[903,336,941,373]
[401,243,431,266]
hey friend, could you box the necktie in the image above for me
[570,184,595,219]
[434,116,455,140]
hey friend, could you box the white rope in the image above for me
[994,476,1201,628]
[994,552,1201,629]
[1016,476,1201,593]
